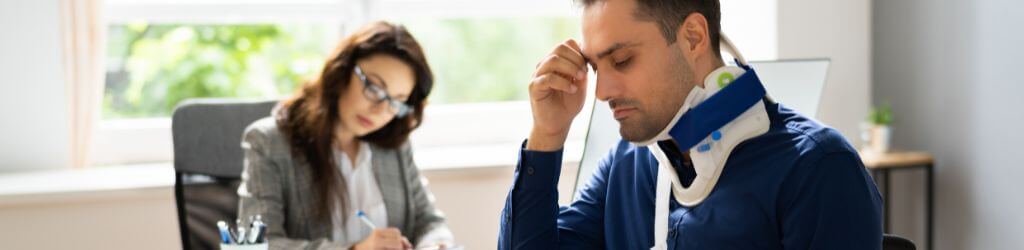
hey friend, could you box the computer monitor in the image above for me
[572,59,831,195]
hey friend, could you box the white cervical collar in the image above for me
[645,35,770,250]
[645,65,770,207]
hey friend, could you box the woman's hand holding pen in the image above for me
[352,228,413,250]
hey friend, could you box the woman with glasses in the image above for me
[238,21,452,249]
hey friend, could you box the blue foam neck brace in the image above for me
[644,60,772,207]
[667,62,766,150]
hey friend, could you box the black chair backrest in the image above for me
[171,99,277,250]
[883,234,917,250]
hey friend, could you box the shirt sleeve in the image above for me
[778,151,884,250]
[498,140,610,250]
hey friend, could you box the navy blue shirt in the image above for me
[498,101,883,249]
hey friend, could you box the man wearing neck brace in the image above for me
[498,0,883,249]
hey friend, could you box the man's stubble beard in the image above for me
[619,48,694,143]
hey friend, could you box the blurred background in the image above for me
[0,0,1022,249]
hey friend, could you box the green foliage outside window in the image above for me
[400,17,580,103]
[103,18,580,119]
[104,23,332,119]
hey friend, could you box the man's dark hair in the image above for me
[578,0,722,55]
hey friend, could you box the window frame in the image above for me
[93,0,588,168]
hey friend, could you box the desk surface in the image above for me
[860,151,934,169]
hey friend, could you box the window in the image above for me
[94,0,352,165]
[397,17,580,104]
[94,0,587,168]
[104,23,334,118]
[101,0,582,117]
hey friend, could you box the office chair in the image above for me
[171,99,277,250]
[883,234,917,250]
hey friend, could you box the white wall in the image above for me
[0,188,181,250]
[873,0,1024,249]
[720,0,777,61]
[778,0,873,147]
[0,0,69,171]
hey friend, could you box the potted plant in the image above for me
[865,103,894,154]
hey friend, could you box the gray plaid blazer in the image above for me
[237,117,449,249]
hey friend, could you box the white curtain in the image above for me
[60,0,106,169]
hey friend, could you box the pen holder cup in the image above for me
[220,243,269,250]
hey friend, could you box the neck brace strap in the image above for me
[666,63,765,151]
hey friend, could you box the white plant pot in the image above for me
[868,125,891,154]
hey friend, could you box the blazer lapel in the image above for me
[294,157,332,239]
[371,145,408,232]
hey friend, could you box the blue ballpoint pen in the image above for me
[216,221,232,244]
[356,210,377,229]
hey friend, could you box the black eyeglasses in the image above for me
[354,65,412,118]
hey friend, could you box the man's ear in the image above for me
[674,13,711,62]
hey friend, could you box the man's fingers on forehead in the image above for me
[555,44,586,69]
[534,55,580,79]
[564,39,582,53]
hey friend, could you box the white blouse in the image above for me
[331,141,388,247]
